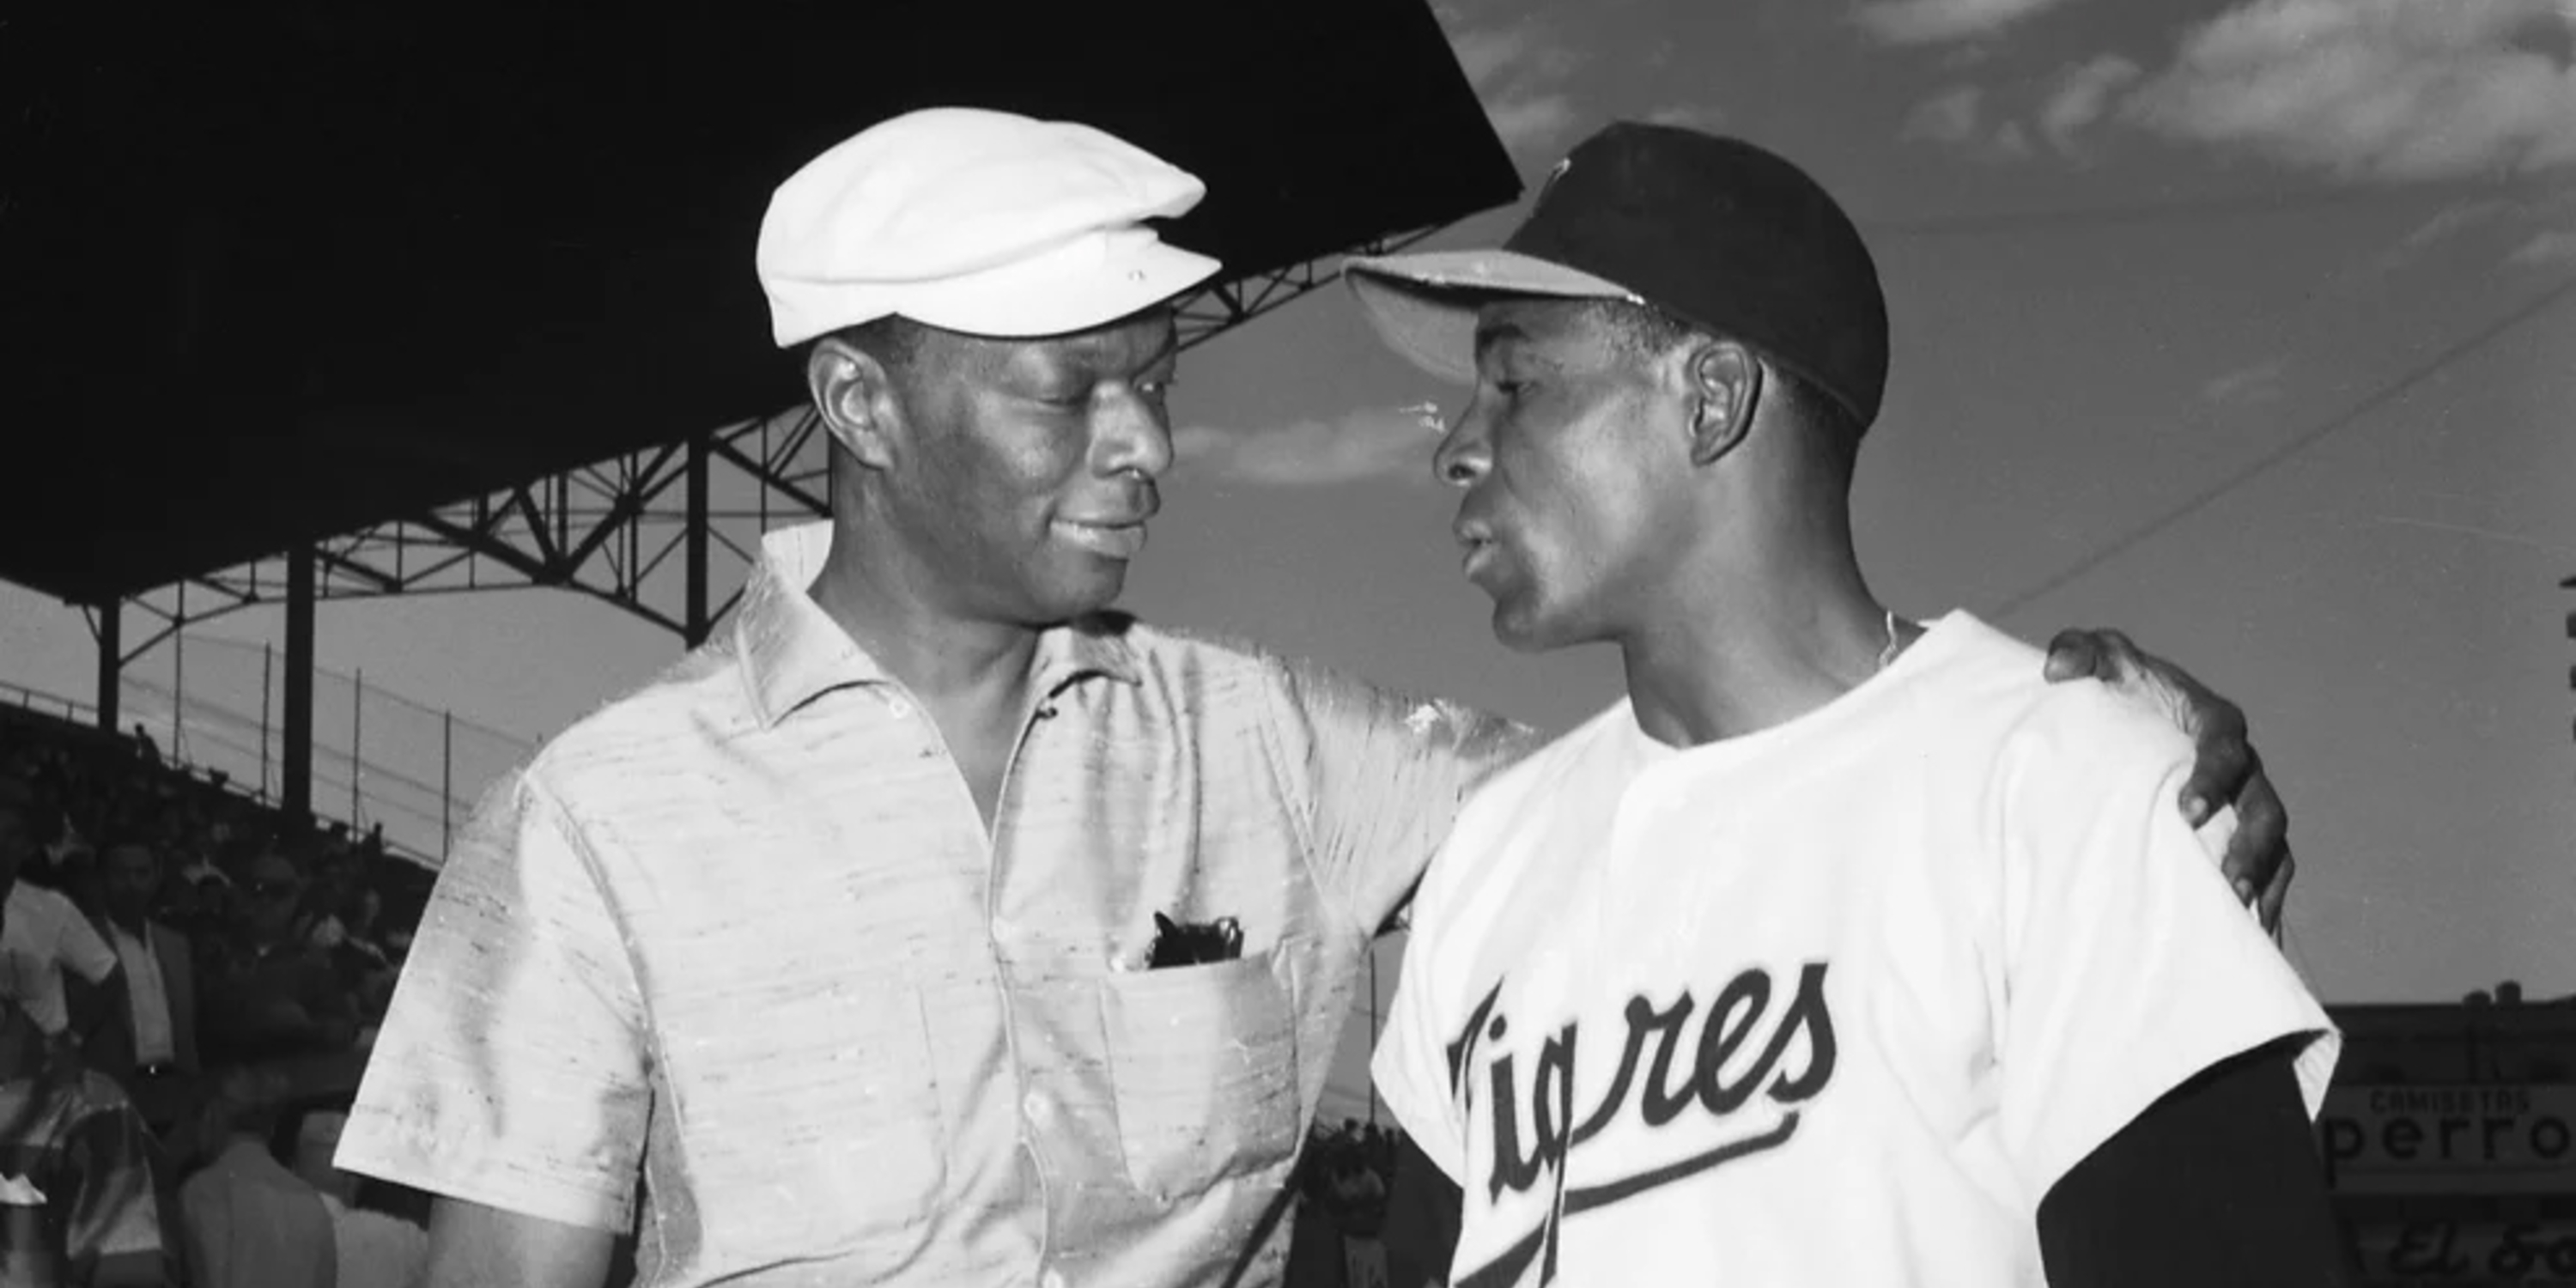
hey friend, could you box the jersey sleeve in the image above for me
[334,769,651,1231]
[1990,688,2340,1202]
[1373,892,1472,1186]
[1259,654,1541,938]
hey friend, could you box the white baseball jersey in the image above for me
[1374,611,2339,1288]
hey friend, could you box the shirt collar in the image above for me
[735,522,1140,728]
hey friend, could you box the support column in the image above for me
[283,545,317,825]
[94,600,121,733]
[684,432,713,648]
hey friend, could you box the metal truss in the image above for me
[104,410,821,661]
[1172,225,1440,350]
[98,226,1449,656]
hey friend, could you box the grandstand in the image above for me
[2,0,1520,846]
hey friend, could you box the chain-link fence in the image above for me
[17,633,536,867]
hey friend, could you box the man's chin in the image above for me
[1030,568,1129,622]
[1489,604,1569,654]
[1488,587,1608,654]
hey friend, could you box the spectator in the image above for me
[0,779,124,1056]
[78,840,200,1141]
[0,992,167,1288]
[176,1066,335,1288]
[281,1103,427,1288]
[197,854,356,1066]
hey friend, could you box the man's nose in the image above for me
[1431,405,1490,489]
[1096,390,1175,479]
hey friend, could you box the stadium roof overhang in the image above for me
[0,2,1520,605]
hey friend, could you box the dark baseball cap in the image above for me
[1345,122,1889,428]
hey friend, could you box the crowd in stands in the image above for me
[1285,1119,1411,1288]
[0,706,433,1287]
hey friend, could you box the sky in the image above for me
[5,0,2574,1122]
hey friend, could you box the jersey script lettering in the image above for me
[1443,962,1838,1287]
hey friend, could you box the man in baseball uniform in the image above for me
[1353,123,2350,1286]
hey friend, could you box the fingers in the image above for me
[2042,629,2103,683]
[2257,848,2295,938]
[2182,713,2257,827]
[2208,747,2281,869]
[2042,628,2146,683]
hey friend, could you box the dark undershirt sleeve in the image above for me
[2038,1042,2357,1288]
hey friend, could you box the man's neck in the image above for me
[808,531,1047,707]
[1618,552,1896,750]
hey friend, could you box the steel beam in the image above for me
[92,600,120,733]
[282,546,316,824]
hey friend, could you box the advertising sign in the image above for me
[2352,1221,2576,1287]
[2322,1086,2576,1194]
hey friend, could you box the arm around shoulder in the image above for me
[1262,653,1540,936]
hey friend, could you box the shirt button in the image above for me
[990,915,1014,940]
[1023,1091,1050,1125]
[885,696,912,718]
[1042,1271,1066,1288]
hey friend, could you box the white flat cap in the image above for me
[756,107,1224,347]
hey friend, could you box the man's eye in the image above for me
[1492,379,1534,398]
[1139,377,1176,399]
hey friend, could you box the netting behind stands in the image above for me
[108,634,533,866]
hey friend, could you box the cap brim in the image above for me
[1342,249,1641,383]
[900,238,1222,341]
[771,235,1223,346]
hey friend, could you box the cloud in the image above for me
[2368,197,2524,271]
[1487,95,1582,155]
[2370,189,2576,273]
[2040,55,2144,155]
[2511,226,2576,265]
[1437,7,1589,160]
[1173,408,1443,489]
[1854,0,2086,44]
[1643,102,1729,132]
[1902,85,2036,160]
[1902,86,1987,144]
[2204,357,2290,404]
[2122,0,2576,182]
[2397,199,2521,253]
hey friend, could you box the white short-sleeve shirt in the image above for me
[1375,611,2338,1287]
[0,884,119,1036]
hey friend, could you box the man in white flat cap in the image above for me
[331,107,2298,1288]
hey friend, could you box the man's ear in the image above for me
[805,336,904,471]
[1684,338,1763,469]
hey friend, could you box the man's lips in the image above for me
[1054,516,1151,560]
[1454,516,1502,580]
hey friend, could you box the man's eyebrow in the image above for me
[1472,321,1528,362]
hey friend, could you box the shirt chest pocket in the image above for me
[1100,944,1303,1203]
[666,978,948,1256]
